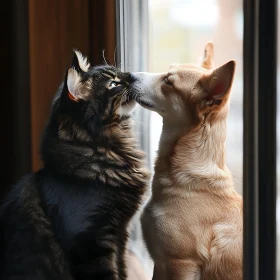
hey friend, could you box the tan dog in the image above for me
[132,43,243,280]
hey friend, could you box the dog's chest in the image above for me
[141,193,206,260]
[141,200,188,259]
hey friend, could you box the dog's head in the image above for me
[132,42,235,127]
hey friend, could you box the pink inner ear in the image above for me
[212,82,226,96]
[205,81,226,101]
[68,91,78,102]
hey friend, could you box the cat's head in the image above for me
[54,50,137,129]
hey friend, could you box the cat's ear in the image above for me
[71,50,90,73]
[201,60,235,107]
[67,51,91,102]
[67,68,82,102]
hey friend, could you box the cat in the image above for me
[0,50,150,280]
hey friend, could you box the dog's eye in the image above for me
[164,77,172,85]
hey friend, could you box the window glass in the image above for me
[148,0,243,195]
[127,1,244,276]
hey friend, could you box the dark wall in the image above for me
[0,0,116,198]
[0,2,16,195]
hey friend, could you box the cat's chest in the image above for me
[41,177,117,250]
[55,189,103,240]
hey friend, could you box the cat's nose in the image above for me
[129,73,138,83]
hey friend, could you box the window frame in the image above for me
[243,0,277,279]
[115,1,153,273]
[115,0,151,163]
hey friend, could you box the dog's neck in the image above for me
[153,112,234,192]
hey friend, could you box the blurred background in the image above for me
[1,1,117,198]
[148,0,243,195]
[1,0,279,278]
[133,0,243,276]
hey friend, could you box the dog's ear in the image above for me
[202,42,214,70]
[66,50,91,102]
[201,60,235,107]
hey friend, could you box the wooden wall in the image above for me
[1,0,116,196]
[28,0,90,170]
[28,0,116,171]
[89,0,117,65]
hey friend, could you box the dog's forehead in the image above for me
[168,63,209,77]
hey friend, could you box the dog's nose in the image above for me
[131,72,146,82]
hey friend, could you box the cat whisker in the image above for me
[120,90,128,105]
[130,113,141,124]
[120,88,131,105]
[136,92,142,107]
[117,61,123,70]
[114,45,118,68]
[102,50,109,66]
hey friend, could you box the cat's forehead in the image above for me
[89,65,130,81]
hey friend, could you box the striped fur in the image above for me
[0,51,150,280]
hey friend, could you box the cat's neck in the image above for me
[42,118,150,185]
[153,116,234,193]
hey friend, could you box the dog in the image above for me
[132,42,243,280]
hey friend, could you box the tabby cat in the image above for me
[0,51,150,280]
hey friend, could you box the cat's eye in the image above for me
[109,81,122,89]
[109,81,119,88]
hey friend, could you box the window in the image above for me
[277,0,280,277]
[116,0,277,278]
[148,0,243,194]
